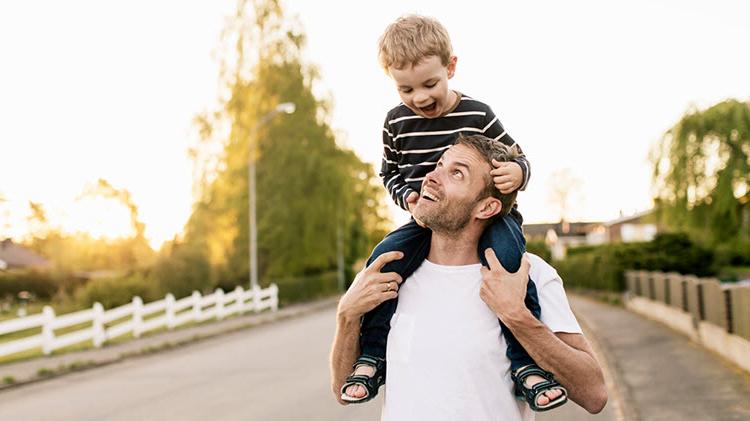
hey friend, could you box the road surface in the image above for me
[0,307,614,420]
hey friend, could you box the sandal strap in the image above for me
[340,356,387,404]
[511,365,568,412]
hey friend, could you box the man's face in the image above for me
[413,144,492,233]
[388,55,457,119]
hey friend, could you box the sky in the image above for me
[1,0,748,248]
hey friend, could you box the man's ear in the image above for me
[447,56,457,79]
[475,196,502,221]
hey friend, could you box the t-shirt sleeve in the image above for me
[529,254,582,334]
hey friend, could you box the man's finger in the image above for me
[367,251,404,273]
[374,272,403,285]
[484,248,508,274]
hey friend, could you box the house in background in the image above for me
[524,210,658,260]
[0,239,51,270]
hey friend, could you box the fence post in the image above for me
[253,285,261,313]
[165,293,175,329]
[92,302,105,348]
[41,305,56,355]
[215,289,225,320]
[132,296,143,338]
[192,291,202,322]
[270,284,279,312]
[234,286,244,315]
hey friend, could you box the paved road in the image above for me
[0,306,613,421]
[572,296,750,421]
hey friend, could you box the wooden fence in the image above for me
[0,285,278,359]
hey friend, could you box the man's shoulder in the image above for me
[527,253,562,287]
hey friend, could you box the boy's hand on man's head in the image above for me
[490,160,523,194]
[406,191,427,228]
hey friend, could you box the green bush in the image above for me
[149,244,212,299]
[74,274,159,309]
[0,270,58,300]
[526,241,551,262]
[556,233,715,291]
[272,271,339,305]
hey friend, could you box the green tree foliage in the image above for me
[179,0,389,292]
[652,99,750,246]
[556,233,715,291]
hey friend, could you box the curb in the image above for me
[570,295,640,421]
[0,296,339,392]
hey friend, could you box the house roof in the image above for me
[0,239,51,269]
[523,221,602,239]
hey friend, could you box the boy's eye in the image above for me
[400,87,413,93]
[426,83,436,88]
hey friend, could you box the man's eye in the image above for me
[453,170,463,177]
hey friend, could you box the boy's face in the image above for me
[389,55,457,119]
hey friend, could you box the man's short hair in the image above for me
[454,134,519,218]
[378,14,453,71]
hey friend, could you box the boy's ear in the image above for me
[447,56,457,78]
[475,196,502,221]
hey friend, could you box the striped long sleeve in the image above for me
[379,93,531,212]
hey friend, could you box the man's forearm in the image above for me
[329,311,361,404]
[504,309,607,413]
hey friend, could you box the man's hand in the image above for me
[490,160,523,194]
[337,251,404,322]
[479,249,530,322]
[406,191,426,227]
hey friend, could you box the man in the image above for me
[330,135,607,420]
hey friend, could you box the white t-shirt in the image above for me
[381,253,581,421]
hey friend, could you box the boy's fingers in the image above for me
[484,248,508,274]
[406,191,419,203]
[368,251,404,273]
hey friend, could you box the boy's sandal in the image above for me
[511,365,568,412]
[340,355,386,404]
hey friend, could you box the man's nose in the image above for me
[424,170,439,186]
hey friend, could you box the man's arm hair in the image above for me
[329,310,361,405]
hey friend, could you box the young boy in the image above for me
[340,15,567,412]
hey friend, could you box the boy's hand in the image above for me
[491,160,523,194]
[406,191,426,228]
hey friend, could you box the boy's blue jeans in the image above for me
[359,210,541,372]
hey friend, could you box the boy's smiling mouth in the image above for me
[419,102,439,116]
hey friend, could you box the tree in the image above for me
[651,99,750,245]
[180,0,389,291]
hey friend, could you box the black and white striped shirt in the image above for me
[380,93,530,211]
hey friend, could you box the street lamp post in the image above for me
[249,102,295,295]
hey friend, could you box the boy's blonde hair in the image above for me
[378,15,453,71]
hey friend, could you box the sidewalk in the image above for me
[0,296,339,390]
[569,295,750,421]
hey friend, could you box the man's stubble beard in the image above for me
[414,196,476,235]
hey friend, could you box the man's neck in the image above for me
[426,223,484,266]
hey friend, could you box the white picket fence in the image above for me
[0,284,278,359]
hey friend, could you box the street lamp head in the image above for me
[276,102,296,114]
